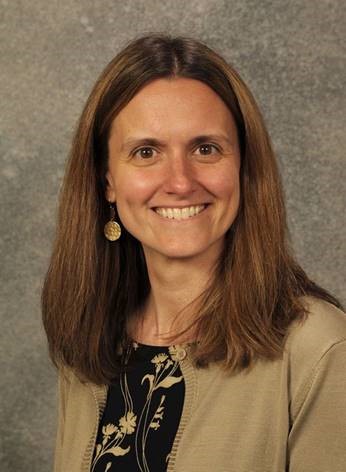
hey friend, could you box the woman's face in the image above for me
[106,77,241,262]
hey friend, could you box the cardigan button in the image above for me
[176,347,187,361]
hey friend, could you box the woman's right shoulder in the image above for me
[56,365,97,412]
[57,365,86,392]
[57,365,106,397]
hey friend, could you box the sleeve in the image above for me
[288,340,346,472]
[53,369,70,472]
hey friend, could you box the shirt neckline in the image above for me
[130,338,197,350]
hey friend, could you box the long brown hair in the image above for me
[42,33,342,384]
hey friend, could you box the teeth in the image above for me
[155,205,206,220]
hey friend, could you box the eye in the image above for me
[133,147,157,159]
[195,143,220,155]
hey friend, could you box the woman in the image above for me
[42,34,346,472]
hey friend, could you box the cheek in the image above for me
[203,164,240,200]
[114,171,155,210]
[208,167,241,223]
[114,178,153,235]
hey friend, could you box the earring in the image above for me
[104,202,121,241]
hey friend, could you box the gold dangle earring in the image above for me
[104,202,121,241]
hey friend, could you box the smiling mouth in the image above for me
[153,204,208,220]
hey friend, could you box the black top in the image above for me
[92,342,185,472]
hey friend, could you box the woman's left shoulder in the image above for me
[285,296,346,372]
[283,297,346,434]
[288,296,346,345]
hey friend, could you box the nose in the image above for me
[162,152,197,195]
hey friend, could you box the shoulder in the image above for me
[57,365,90,405]
[286,296,346,359]
[57,365,107,409]
[285,296,346,414]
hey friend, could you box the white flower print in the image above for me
[119,411,137,434]
[92,346,184,472]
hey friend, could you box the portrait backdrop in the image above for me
[0,0,345,470]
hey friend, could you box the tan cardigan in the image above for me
[54,298,346,471]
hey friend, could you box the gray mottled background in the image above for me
[0,0,345,470]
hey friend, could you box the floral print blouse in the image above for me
[91,342,185,472]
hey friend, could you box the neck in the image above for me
[128,247,220,346]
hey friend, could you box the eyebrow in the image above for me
[120,134,234,152]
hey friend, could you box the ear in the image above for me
[105,170,116,203]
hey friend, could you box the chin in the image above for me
[145,240,220,261]
[161,250,203,260]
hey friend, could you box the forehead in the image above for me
[109,77,237,140]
